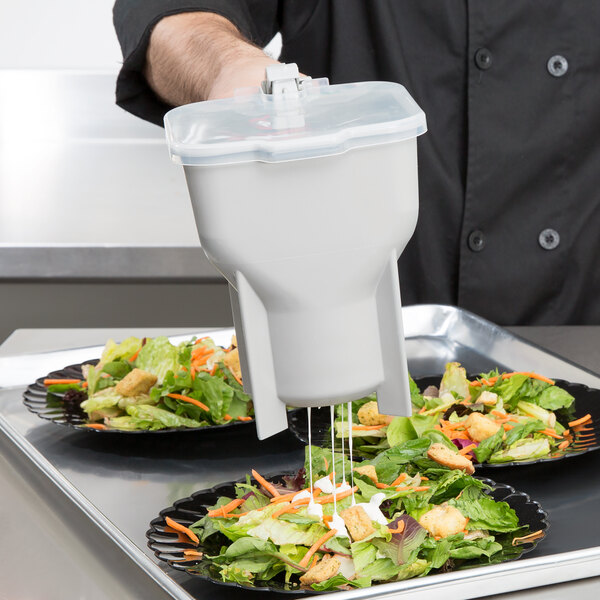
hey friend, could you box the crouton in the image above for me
[299,555,340,585]
[478,391,499,406]
[340,505,375,541]
[115,368,157,397]
[357,401,393,427]
[223,347,242,382]
[464,412,501,442]
[427,443,475,474]
[354,464,378,483]
[419,503,468,538]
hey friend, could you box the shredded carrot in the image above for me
[183,550,203,558]
[352,424,386,431]
[270,490,309,504]
[410,486,430,492]
[82,423,107,430]
[129,347,141,362]
[272,505,299,519]
[166,393,209,412]
[165,516,199,545]
[375,482,390,489]
[419,406,427,414]
[44,378,81,385]
[224,414,233,421]
[192,353,213,367]
[237,415,252,422]
[207,498,245,517]
[164,527,192,544]
[388,521,405,534]
[458,444,477,455]
[558,440,570,450]
[540,428,563,440]
[194,337,209,344]
[323,457,329,471]
[322,515,333,524]
[420,476,429,481]
[209,364,218,376]
[471,372,555,388]
[224,366,243,386]
[575,426,594,433]
[309,554,319,570]
[503,423,514,431]
[299,529,337,568]
[391,473,407,486]
[562,429,570,437]
[315,486,357,505]
[491,410,507,418]
[251,469,281,498]
[569,414,592,428]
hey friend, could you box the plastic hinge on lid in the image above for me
[164,63,427,166]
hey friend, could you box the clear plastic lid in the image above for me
[165,70,427,166]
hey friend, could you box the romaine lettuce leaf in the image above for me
[536,385,575,411]
[450,486,519,532]
[124,404,205,429]
[310,574,371,591]
[246,516,327,547]
[386,416,418,447]
[473,426,504,463]
[99,337,141,367]
[489,438,551,463]
[135,336,179,383]
[440,362,470,399]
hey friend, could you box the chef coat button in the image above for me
[539,228,560,250]
[468,230,486,252]
[474,48,493,70]
[547,55,568,77]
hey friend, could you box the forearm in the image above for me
[144,11,278,105]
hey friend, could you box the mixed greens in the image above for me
[332,363,588,464]
[171,441,538,591]
[43,335,253,431]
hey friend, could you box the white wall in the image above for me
[0,0,122,69]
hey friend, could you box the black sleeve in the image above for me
[113,0,280,126]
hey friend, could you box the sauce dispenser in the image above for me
[164,64,427,439]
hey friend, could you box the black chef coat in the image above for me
[114,0,600,326]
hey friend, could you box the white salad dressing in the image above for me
[340,403,346,486]
[292,489,312,503]
[315,476,335,494]
[306,501,323,519]
[329,512,349,538]
[348,401,355,504]
[355,492,388,525]
[330,405,337,514]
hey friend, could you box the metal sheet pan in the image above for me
[1,305,600,599]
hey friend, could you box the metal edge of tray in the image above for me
[1,309,600,599]
[0,411,194,600]
[403,304,600,385]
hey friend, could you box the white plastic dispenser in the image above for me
[164,64,427,439]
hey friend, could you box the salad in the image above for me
[165,441,542,592]
[332,363,593,464]
[42,335,253,431]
